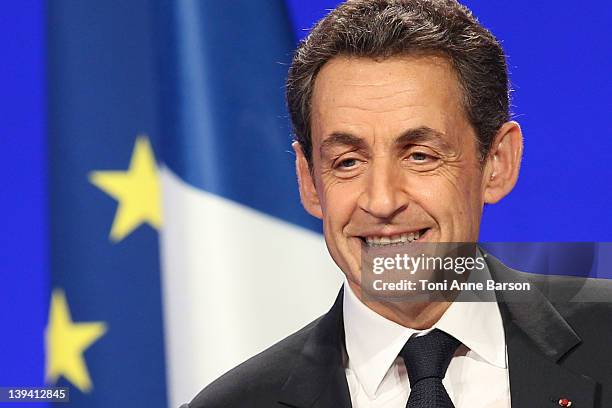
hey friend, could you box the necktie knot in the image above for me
[399,329,461,387]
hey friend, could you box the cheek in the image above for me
[319,176,363,226]
[410,178,457,224]
[409,168,483,220]
[453,167,486,209]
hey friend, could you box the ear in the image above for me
[483,121,523,204]
[292,142,323,219]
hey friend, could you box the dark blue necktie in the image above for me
[400,329,461,408]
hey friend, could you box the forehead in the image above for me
[310,54,470,147]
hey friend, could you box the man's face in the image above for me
[297,55,496,287]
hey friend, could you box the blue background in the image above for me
[1,0,610,397]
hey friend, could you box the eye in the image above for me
[403,149,441,171]
[332,156,365,177]
[337,158,358,168]
[407,151,436,163]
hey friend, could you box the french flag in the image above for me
[154,1,341,405]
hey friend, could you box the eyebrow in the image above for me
[319,126,451,157]
[394,126,452,152]
[319,132,368,157]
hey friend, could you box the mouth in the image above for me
[358,228,430,247]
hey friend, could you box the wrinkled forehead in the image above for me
[310,54,472,151]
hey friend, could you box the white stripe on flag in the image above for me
[159,167,342,407]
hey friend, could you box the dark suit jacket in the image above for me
[185,255,612,407]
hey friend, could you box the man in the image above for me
[184,0,612,406]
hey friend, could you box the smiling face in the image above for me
[294,55,522,289]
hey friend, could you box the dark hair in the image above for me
[286,0,510,166]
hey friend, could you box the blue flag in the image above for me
[153,1,340,405]
[155,0,319,231]
[47,1,167,406]
[46,1,341,407]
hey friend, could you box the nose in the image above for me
[357,160,409,220]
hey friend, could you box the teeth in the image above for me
[364,231,423,247]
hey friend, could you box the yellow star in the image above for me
[45,289,107,393]
[89,135,162,242]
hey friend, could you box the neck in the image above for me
[348,280,451,330]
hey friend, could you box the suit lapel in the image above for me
[487,255,598,408]
[278,288,352,408]
[278,255,600,407]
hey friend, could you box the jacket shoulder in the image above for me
[522,272,612,349]
[186,316,321,408]
[522,272,612,304]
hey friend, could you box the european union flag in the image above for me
[46,1,340,407]
[47,1,167,406]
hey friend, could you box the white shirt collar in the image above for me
[342,264,506,398]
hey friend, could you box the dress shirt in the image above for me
[343,265,511,408]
